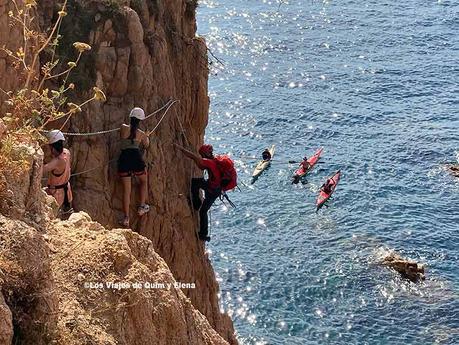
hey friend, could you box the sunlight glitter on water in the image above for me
[198,0,459,343]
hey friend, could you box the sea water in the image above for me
[197,1,459,344]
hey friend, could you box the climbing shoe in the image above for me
[138,204,150,216]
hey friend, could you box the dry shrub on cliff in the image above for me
[0,0,105,196]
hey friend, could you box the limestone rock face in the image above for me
[0,214,58,345]
[0,145,53,229]
[48,213,228,345]
[0,212,229,344]
[0,0,25,113]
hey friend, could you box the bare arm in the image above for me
[142,133,150,148]
[120,124,129,138]
[175,144,204,168]
[43,158,65,175]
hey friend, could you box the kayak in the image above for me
[292,147,323,184]
[251,144,275,183]
[316,170,341,211]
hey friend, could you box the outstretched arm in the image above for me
[175,144,204,169]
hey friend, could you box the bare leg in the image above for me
[121,176,131,218]
[137,173,148,206]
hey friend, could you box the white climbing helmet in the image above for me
[47,130,65,144]
[129,107,146,120]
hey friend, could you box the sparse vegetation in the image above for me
[0,0,105,194]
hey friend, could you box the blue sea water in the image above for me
[196,1,459,344]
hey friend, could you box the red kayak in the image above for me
[292,147,323,184]
[316,170,341,211]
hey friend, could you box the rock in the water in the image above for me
[382,252,425,282]
[446,164,459,178]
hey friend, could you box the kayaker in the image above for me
[300,156,310,170]
[175,143,221,242]
[118,107,150,228]
[321,178,333,194]
[262,148,272,161]
[43,130,73,215]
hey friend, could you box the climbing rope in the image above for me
[209,207,212,239]
[147,100,179,136]
[144,99,174,120]
[174,106,191,147]
[40,99,175,137]
[39,127,119,137]
[62,128,119,137]
[68,100,178,177]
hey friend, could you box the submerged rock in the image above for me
[382,252,425,282]
[445,164,459,178]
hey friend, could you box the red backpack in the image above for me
[214,155,237,191]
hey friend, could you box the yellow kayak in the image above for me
[251,145,275,182]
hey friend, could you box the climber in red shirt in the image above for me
[175,143,221,242]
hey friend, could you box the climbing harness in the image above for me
[47,181,71,206]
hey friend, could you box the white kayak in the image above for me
[251,145,275,182]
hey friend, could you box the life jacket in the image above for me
[214,155,237,192]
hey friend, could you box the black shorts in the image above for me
[118,148,146,177]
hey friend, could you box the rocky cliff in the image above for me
[0,0,24,111]
[0,204,229,345]
[0,0,236,343]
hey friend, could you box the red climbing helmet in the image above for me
[198,144,213,157]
